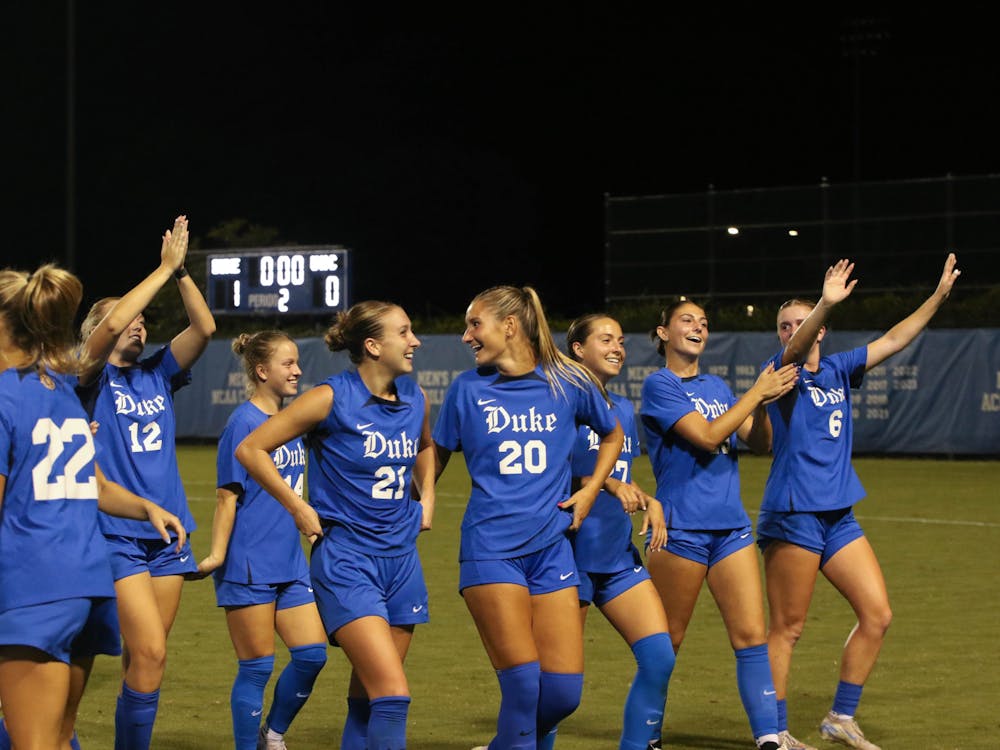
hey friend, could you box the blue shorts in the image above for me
[105,535,197,581]
[662,525,755,567]
[578,545,649,607]
[310,539,428,642]
[459,537,578,596]
[0,597,120,664]
[757,507,864,568]
[213,572,315,610]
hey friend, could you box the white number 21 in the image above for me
[373,466,407,500]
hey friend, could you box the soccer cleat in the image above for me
[818,712,881,750]
[257,724,288,750]
[470,746,489,750]
[647,741,662,750]
[778,730,818,750]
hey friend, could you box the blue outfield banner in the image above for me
[172,329,1000,455]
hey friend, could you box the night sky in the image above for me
[8,5,999,317]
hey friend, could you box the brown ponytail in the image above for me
[471,285,609,403]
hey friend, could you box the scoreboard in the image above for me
[206,246,349,315]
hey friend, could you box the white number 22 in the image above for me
[31,417,98,501]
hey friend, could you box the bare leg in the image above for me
[62,655,94,746]
[820,537,892,686]
[706,544,767,650]
[598,579,669,646]
[274,603,327,650]
[116,573,184,692]
[334,616,409,699]
[225,602,279,660]
[531,587,584,674]
[764,542,821,699]
[0,646,70,750]
[647,549,708,653]
[463,583,538,669]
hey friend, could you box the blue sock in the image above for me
[231,655,274,750]
[621,632,675,750]
[341,696,371,750]
[735,644,778,740]
[831,681,864,717]
[267,643,327,733]
[115,683,160,750]
[368,695,410,750]
[537,727,557,750]
[71,732,82,750]
[776,698,789,732]
[491,661,540,750]
[537,672,584,741]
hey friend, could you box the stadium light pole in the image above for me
[65,0,76,271]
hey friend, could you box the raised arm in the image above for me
[865,253,961,371]
[79,216,189,384]
[169,238,217,370]
[672,364,797,453]
[235,385,331,539]
[782,259,859,366]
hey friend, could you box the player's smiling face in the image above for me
[259,339,301,398]
[574,317,625,384]
[661,303,708,358]
[462,301,507,366]
[372,306,420,375]
[115,313,147,362]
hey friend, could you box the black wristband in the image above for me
[174,267,189,280]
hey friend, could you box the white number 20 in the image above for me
[31,417,98,501]
[498,439,547,475]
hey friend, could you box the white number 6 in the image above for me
[828,409,843,438]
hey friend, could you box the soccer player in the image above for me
[236,301,435,750]
[0,264,185,750]
[195,331,327,750]
[432,286,624,750]
[759,255,960,750]
[76,215,216,749]
[564,314,675,750]
[640,299,798,750]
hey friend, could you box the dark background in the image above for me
[7,4,999,318]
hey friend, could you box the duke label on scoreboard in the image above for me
[206,246,350,315]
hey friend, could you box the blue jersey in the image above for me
[77,346,195,538]
[433,366,617,562]
[215,401,308,584]
[762,347,867,512]
[570,392,641,573]
[306,370,424,556]
[641,369,750,530]
[0,369,115,612]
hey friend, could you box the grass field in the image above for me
[63,448,999,749]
